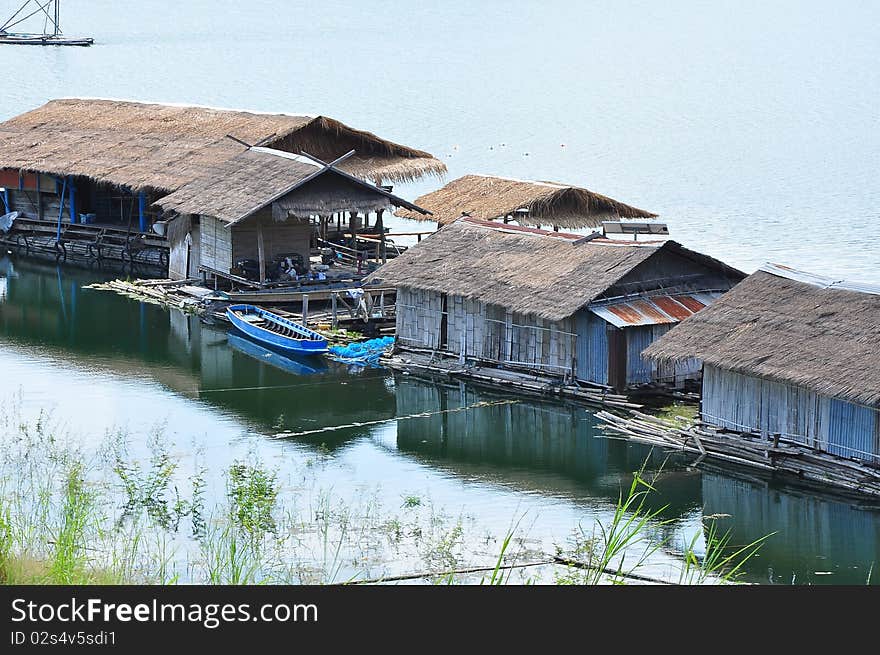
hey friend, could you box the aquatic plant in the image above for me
[0,407,778,586]
[227,461,279,540]
[554,465,669,585]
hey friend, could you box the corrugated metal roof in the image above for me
[760,263,880,296]
[589,292,721,328]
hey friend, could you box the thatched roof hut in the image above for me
[365,218,739,322]
[0,99,446,192]
[643,264,880,407]
[153,148,429,224]
[394,174,657,229]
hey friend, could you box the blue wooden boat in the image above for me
[226,304,329,355]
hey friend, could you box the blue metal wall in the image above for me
[703,365,880,463]
[575,310,608,385]
[625,326,655,384]
[827,399,878,461]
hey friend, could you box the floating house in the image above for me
[365,218,744,390]
[643,264,880,464]
[153,148,429,282]
[394,174,657,230]
[0,98,444,267]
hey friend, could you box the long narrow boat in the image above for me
[226,304,329,356]
[0,32,93,45]
[0,1,94,46]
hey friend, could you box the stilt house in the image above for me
[153,148,429,282]
[644,264,880,464]
[0,98,444,267]
[365,218,744,390]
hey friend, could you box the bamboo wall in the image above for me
[396,287,443,349]
[446,299,575,373]
[395,288,575,374]
[703,365,880,463]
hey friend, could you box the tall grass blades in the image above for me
[49,462,94,584]
[556,464,670,585]
[679,519,773,585]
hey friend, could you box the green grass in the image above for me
[0,406,772,586]
[655,402,699,424]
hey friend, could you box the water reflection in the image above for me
[226,332,329,376]
[393,376,702,519]
[2,254,880,584]
[701,468,880,585]
[0,254,395,445]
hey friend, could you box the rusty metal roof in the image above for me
[589,292,721,328]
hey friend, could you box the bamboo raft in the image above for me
[596,409,880,498]
[84,278,207,313]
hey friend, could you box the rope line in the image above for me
[271,399,519,440]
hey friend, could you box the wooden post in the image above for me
[350,212,358,249]
[302,293,309,325]
[256,220,266,284]
[36,174,43,220]
[379,291,385,317]
[377,208,386,263]
[331,292,338,329]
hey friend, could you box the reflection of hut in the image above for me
[394,174,656,230]
[366,218,744,390]
[645,264,880,464]
[0,99,444,267]
[393,377,701,513]
[701,470,880,585]
[153,148,428,283]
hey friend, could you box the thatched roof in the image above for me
[643,264,880,407]
[394,174,657,229]
[0,99,446,192]
[153,148,428,224]
[364,218,732,322]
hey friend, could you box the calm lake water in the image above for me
[2,256,879,584]
[1,1,879,583]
